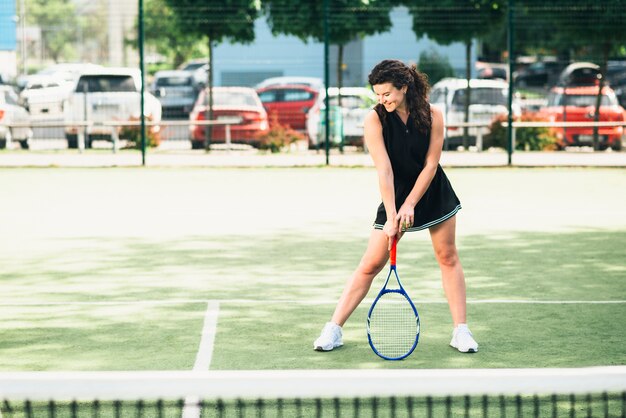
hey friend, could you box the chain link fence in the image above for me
[1,0,625,164]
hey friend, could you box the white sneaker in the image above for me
[450,324,478,353]
[313,322,343,351]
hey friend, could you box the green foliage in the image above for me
[26,0,79,62]
[133,0,209,68]
[164,0,260,44]
[418,49,455,85]
[256,115,306,153]
[262,0,395,46]
[483,114,559,151]
[119,116,161,150]
[403,0,505,46]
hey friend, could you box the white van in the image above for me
[429,78,520,148]
[63,67,161,149]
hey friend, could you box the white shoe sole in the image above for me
[313,342,343,352]
[450,341,478,353]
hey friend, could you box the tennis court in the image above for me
[0,167,625,416]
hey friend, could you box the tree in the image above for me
[139,0,208,69]
[404,0,505,148]
[27,0,79,63]
[262,0,396,105]
[417,49,455,86]
[164,0,260,149]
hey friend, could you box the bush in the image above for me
[120,116,161,149]
[256,114,306,153]
[483,114,559,151]
[418,49,456,86]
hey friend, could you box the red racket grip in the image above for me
[390,237,397,267]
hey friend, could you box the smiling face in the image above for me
[372,82,407,113]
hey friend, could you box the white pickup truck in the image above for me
[63,67,161,148]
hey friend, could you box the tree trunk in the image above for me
[204,38,214,151]
[593,44,609,151]
[463,41,471,149]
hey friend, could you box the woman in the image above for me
[313,60,478,353]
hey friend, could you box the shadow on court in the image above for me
[0,229,624,370]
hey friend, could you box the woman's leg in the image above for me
[429,216,466,326]
[330,229,390,326]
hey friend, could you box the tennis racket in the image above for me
[367,237,420,360]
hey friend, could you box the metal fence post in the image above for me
[112,127,119,154]
[78,131,85,152]
[138,0,146,166]
[225,123,231,152]
[507,0,515,166]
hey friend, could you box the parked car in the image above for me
[513,60,562,88]
[63,67,162,149]
[178,59,208,86]
[151,70,200,119]
[429,78,521,148]
[0,85,31,149]
[256,84,319,134]
[255,76,324,91]
[477,66,508,81]
[306,86,376,147]
[557,62,601,87]
[19,75,73,116]
[537,85,624,150]
[189,87,269,149]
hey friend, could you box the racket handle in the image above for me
[390,237,397,267]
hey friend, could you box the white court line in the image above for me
[2,298,625,306]
[182,301,220,418]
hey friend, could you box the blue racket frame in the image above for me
[367,241,420,360]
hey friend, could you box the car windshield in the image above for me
[76,75,136,93]
[181,63,206,71]
[258,89,314,103]
[548,93,617,107]
[2,90,18,105]
[429,89,446,104]
[156,76,192,87]
[211,91,258,107]
[452,87,507,107]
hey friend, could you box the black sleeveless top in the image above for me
[373,106,461,231]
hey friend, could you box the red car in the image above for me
[539,85,625,150]
[189,87,269,149]
[256,85,318,133]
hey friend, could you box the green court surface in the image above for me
[0,167,625,371]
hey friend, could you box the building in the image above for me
[0,0,17,81]
[213,6,475,87]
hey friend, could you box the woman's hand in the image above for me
[382,219,403,250]
[395,202,415,232]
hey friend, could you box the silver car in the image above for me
[151,70,200,118]
[0,85,31,149]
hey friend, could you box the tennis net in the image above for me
[1,367,624,417]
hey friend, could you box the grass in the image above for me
[0,167,624,371]
[0,167,624,414]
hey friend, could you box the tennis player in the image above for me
[314,59,478,353]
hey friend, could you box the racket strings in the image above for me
[368,292,419,359]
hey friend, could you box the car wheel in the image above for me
[1,129,13,149]
[191,140,204,150]
[611,141,623,151]
[18,139,29,150]
[66,134,78,149]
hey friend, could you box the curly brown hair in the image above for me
[367,59,432,137]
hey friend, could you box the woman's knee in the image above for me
[357,257,387,276]
[434,246,459,268]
